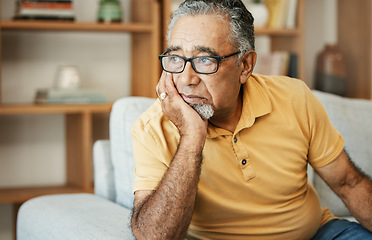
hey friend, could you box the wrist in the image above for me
[180,129,206,142]
[179,133,206,154]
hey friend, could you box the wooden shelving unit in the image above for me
[0,20,154,32]
[254,28,302,36]
[0,103,112,204]
[255,0,305,81]
[0,0,162,204]
[0,103,112,115]
[338,0,372,99]
[0,185,84,204]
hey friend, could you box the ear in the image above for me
[239,50,257,84]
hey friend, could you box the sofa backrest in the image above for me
[312,90,372,217]
[109,92,372,215]
[110,97,155,209]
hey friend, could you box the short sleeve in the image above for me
[130,104,180,193]
[131,123,168,192]
[306,89,344,168]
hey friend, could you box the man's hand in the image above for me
[156,71,208,138]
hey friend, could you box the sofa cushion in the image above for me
[17,194,135,240]
[110,97,155,209]
[312,91,372,217]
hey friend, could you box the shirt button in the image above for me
[234,137,238,143]
[242,159,247,165]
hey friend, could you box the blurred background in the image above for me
[1,0,369,239]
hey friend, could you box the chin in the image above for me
[188,103,214,120]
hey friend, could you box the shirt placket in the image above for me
[232,133,256,182]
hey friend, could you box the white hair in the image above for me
[167,0,256,59]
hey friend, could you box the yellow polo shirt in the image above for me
[131,74,344,240]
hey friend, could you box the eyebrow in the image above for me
[165,46,181,53]
[195,46,218,56]
[165,45,218,56]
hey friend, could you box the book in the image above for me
[20,0,72,2]
[19,9,74,17]
[21,2,72,9]
[286,0,298,29]
[265,0,281,28]
[266,0,297,29]
[34,88,107,104]
[287,53,299,78]
[275,0,289,29]
[14,0,74,21]
[254,51,290,76]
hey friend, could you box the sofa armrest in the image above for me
[93,140,115,202]
[17,193,135,240]
[312,91,372,218]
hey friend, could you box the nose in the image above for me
[177,61,201,86]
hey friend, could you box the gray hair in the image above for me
[167,0,255,58]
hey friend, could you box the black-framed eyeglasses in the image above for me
[158,51,241,74]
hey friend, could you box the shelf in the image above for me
[255,27,301,36]
[0,103,112,115]
[0,20,154,33]
[0,185,89,204]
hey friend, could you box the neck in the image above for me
[209,91,243,133]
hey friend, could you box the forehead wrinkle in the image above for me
[166,44,218,56]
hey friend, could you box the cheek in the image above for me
[206,80,240,106]
[207,64,243,107]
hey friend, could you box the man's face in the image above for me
[167,14,248,121]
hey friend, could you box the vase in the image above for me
[54,65,82,90]
[98,0,122,23]
[315,44,347,96]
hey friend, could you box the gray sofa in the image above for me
[17,91,372,239]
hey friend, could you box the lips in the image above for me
[180,94,206,104]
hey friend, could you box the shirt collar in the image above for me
[207,74,272,138]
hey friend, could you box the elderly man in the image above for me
[130,0,372,239]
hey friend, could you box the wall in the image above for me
[0,0,339,239]
[0,0,131,239]
[305,0,338,88]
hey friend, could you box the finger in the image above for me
[159,92,167,101]
[159,72,173,102]
[156,71,167,99]
[164,72,179,98]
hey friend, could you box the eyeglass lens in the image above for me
[162,56,218,74]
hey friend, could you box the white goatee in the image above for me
[188,103,214,120]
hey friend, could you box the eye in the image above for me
[170,56,182,63]
[198,56,213,65]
